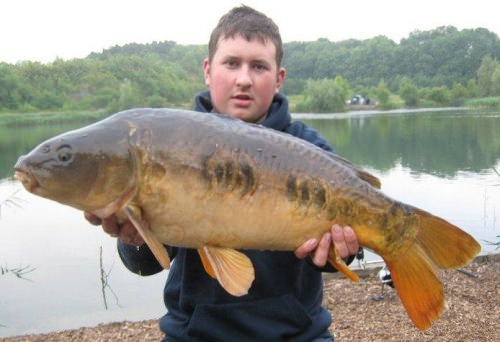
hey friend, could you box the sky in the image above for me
[0,0,499,64]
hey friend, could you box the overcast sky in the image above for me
[1,0,498,64]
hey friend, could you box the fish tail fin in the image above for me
[413,208,481,269]
[385,208,481,330]
[385,245,443,330]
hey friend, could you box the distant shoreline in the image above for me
[292,107,470,119]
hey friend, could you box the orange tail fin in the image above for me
[385,245,444,330]
[413,208,481,269]
[385,208,481,330]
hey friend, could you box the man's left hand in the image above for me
[294,224,359,267]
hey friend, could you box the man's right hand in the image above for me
[84,212,145,246]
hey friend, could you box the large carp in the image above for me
[14,108,480,330]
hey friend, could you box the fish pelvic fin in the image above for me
[198,247,217,279]
[124,205,171,270]
[327,247,360,282]
[198,246,255,297]
[414,208,481,269]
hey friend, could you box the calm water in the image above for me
[0,109,499,337]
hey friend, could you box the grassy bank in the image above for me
[463,96,500,109]
[2,96,499,126]
[0,110,110,127]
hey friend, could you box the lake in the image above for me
[0,109,499,337]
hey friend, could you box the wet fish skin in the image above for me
[14,108,481,330]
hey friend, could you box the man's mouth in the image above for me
[232,94,253,106]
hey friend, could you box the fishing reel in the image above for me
[353,248,395,301]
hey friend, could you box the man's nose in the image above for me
[235,65,252,87]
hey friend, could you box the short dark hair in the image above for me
[208,5,284,68]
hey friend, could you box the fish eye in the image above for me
[57,145,73,163]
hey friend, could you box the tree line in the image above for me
[0,25,499,114]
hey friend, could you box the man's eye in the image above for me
[225,60,238,68]
[253,64,267,71]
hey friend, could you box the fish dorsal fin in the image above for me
[124,205,171,270]
[327,153,381,189]
[327,246,360,282]
[198,246,255,296]
[355,169,381,189]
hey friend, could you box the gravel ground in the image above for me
[1,254,498,342]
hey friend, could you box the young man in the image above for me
[86,5,359,341]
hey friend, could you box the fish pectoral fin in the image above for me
[124,205,171,270]
[327,247,360,282]
[198,246,255,297]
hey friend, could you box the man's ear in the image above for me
[203,58,211,87]
[275,67,286,93]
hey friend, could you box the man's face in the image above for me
[203,35,286,123]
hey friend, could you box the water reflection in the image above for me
[0,122,92,179]
[0,180,166,337]
[298,110,500,176]
[374,163,499,248]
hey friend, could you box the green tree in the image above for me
[451,82,467,99]
[1,26,499,113]
[477,55,498,96]
[301,76,350,113]
[117,79,141,110]
[0,63,21,110]
[450,82,468,105]
[376,79,390,108]
[426,86,451,106]
[399,81,419,107]
[491,65,500,96]
[466,79,478,97]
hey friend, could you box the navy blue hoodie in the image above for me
[118,92,351,341]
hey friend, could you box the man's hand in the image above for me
[294,224,359,267]
[84,212,145,246]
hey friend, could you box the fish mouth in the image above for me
[14,169,39,193]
